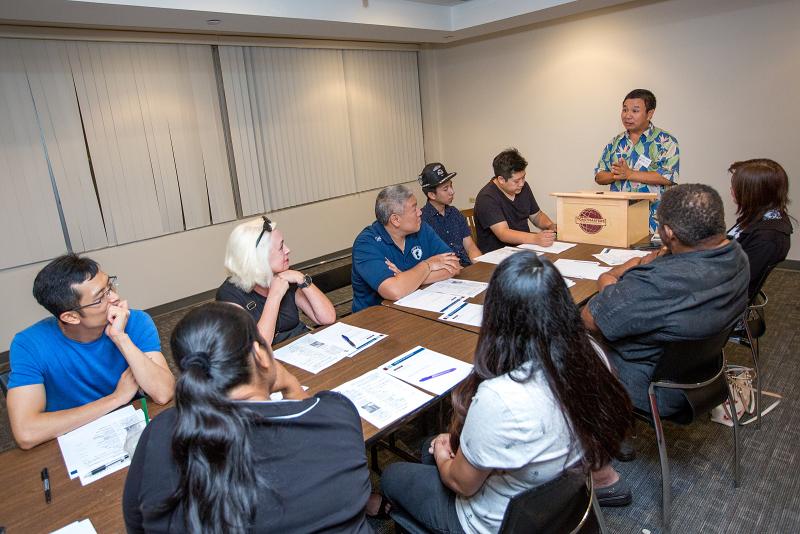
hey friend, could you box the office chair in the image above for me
[0,370,9,397]
[461,208,478,243]
[633,328,740,533]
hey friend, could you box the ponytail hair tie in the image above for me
[182,351,211,376]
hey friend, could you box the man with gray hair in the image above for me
[351,185,461,312]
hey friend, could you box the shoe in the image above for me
[595,478,632,507]
[615,439,636,462]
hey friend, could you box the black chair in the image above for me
[632,328,740,532]
[311,263,353,317]
[0,370,9,397]
[728,264,777,427]
[391,470,606,534]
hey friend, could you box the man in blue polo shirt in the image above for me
[352,185,462,312]
[419,162,482,267]
[7,254,175,449]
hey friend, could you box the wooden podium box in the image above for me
[551,191,657,247]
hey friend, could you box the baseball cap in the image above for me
[418,162,457,191]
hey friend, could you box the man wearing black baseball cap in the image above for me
[419,162,482,267]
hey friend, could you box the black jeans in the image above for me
[381,438,466,534]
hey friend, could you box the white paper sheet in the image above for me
[394,290,466,313]
[333,370,433,428]
[424,279,489,298]
[439,302,483,327]
[273,335,350,374]
[563,278,576,288]
[51,519,98,534]
[553,259,612,280]
[517,241,578,254]
[57,406,144,485]
[592,248,651,266]
[382,346,473,395]
[475,246,530,264]
[311,322,387,357]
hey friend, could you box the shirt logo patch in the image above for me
[411,245,423,260]
[375,236,382,242]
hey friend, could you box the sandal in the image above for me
[366,493,392,519]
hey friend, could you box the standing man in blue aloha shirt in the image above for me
[594,89,679,233]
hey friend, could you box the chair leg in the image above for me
[649,391,671,532]
[725,385,741,487]
[591,490,609,534]
[743,317,762,429]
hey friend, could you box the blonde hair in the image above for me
[224,217,277,292]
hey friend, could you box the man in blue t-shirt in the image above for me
[418,162,482,267]
[352,185,462,312]
[7,254,175,449]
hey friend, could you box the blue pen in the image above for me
[445,301,468,318]
[341,334,356,348]
[420,368,456,382]
[439,297,461,313]
[388,346,426,367]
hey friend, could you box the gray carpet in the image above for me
[1,267,797,533]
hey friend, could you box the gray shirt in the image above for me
[588,240,749,413]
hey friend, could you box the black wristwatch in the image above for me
[298,274,313,289]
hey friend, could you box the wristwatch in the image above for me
[298,274,313,289]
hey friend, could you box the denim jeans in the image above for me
[381,438,466,534]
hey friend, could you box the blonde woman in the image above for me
[216,216,336,344]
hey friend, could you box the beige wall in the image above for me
[428,0,799,258]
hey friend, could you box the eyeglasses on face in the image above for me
[72,276,118,311]
[255,216,274,248]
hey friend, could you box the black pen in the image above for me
[89,455,129,476]
[41,467,51,504]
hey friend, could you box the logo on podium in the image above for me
[575,208,607,234]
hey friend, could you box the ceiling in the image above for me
[0,0,638,44]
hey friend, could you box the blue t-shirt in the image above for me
[8,310,161,412]
[351,221,451,313]
[421,202,472,267]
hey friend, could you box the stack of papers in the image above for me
[333,369,433,428]
[273,322,386,374]
[553,259,612,280]
[518,241,578,254]
[439,302,483,327]
[58,405,144,485]
[593,247,650,266]
[395,290,466,313]
[475,247,529,264]
[383,346,473,395]
[424,279,488,298]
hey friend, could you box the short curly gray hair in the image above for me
[375,185,413,225]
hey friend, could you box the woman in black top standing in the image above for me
[728,159,793,299]
[123,302,372,533]
[216,216,336,344]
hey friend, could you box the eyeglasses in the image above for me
[72,276,118,311]
[255,216,273,248]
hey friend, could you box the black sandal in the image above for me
[367,494,392,519]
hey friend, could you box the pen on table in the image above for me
[387,346,426,368]
[141,397,150,425]
[341,334,357,348]
[89,455,130,476]
[41,467,51,504]
[420,368,456,382]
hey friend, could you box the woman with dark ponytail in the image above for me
[123,302,372,533]
[377,251,632,533]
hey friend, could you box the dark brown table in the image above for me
[384,242,609,333]
[0,307,476,532]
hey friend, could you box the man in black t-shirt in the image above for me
[473,148,557,252]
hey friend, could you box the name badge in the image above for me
[635,154,652,170]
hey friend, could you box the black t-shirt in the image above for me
[473,180,540,252]
[123,391,372,534]
[215,279,305,344]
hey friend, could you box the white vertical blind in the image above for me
[20,39,109,253]
[220,46,424,213]
[343,50,424,191]
[0,39,68,269]
[68,40,236,244]
[220,46,356,214]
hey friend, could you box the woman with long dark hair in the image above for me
[123,302,371,533]
[377,251,632,533]
[728,158,793,299]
